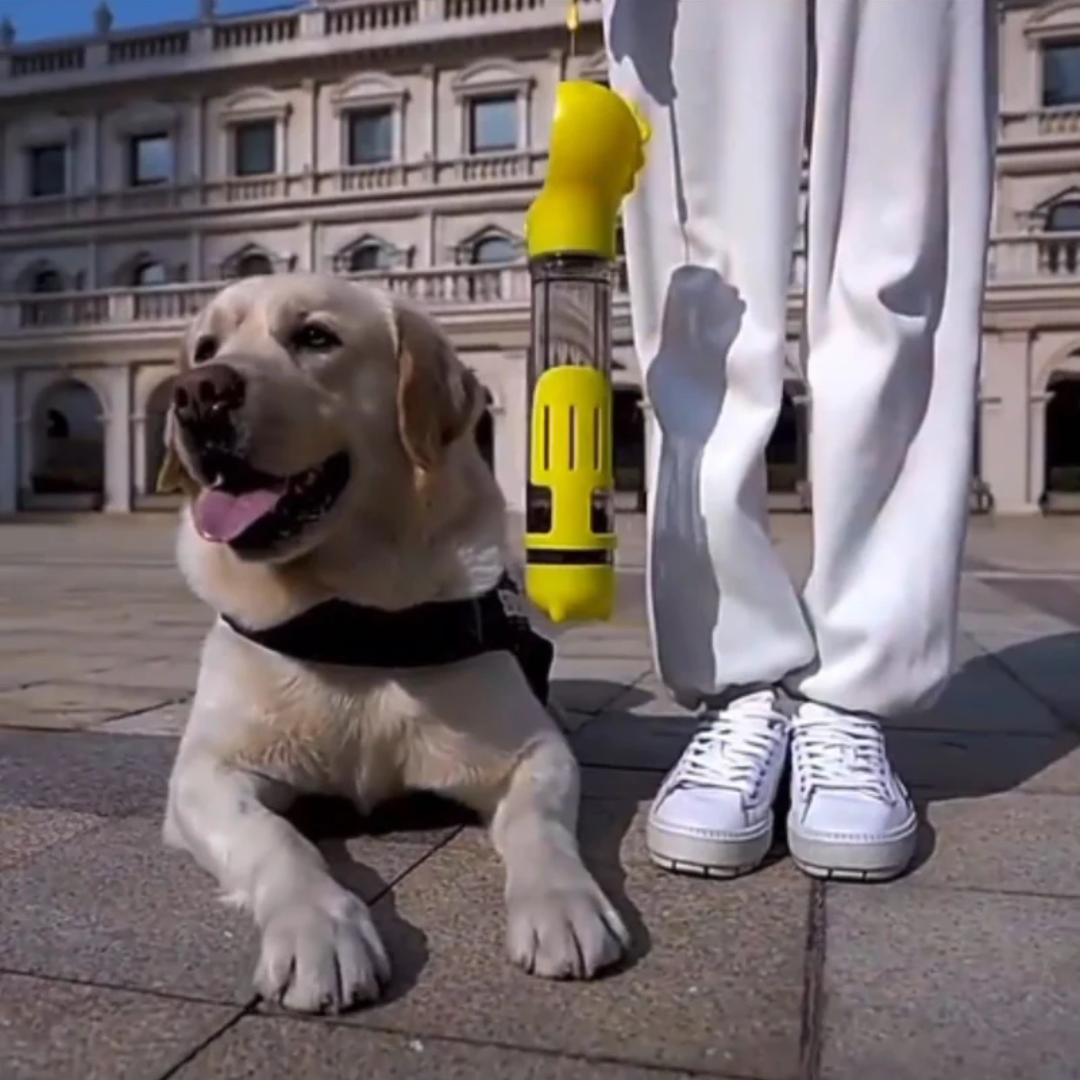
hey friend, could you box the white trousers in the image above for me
[603,0,996,718]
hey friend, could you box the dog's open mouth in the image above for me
[191,450,351,551]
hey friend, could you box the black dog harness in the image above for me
[221,574,554,704]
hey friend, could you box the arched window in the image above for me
[470,235,517,265]
[1047,202,1080,232]
[133,261,168,287]
[31,268,64,293]
[236,251,274,278]
[1043,202,1080,276]
[346,243,392,274]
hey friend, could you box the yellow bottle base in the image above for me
[525,563,615,624]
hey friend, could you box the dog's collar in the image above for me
[219,573,553,704]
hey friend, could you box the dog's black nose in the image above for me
[172,364,246,434]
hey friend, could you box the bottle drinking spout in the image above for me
[525,80,650,262]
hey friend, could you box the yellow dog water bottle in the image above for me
[523,44,649,623]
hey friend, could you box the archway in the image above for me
[613,385,645,511]
[29,379,105,505]
[475,409,494,471]
[766,383,809,510]
[1044,372,1080,510]
[474,385,495,472]
[144,376,176,498]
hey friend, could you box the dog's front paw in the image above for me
[506,866,630,980]
[255,888,390,1013]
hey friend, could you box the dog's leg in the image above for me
[489,732,630,979]
[166,752,390,1012]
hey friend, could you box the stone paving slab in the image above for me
[175,1017,707,1080]
[0,973,238,1080]
[821,885,1080,1080]
[0,730,177,818]
[315,836,809,1080]
[0,814,454,1006]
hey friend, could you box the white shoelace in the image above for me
[792,708,893,801]
[671,691,787,800]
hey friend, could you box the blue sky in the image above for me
[0,0,298,42]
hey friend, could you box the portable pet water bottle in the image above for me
[522,8,649,624]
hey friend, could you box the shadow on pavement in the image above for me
[901,631,1080,871]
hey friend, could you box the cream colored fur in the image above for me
[163,274,627,1014]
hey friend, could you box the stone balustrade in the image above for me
[0,236,1075,341]
[0,151,551,228]
[0,0,602,93]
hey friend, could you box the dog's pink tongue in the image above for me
[193,488,283,543]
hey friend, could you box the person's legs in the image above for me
[603,0,813,874]
[787,0,996,878]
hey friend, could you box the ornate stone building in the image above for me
[0,0,1076,516]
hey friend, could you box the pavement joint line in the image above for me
[0,966,251,1011]
[268,1010,764,1079]
[0,692,192,733]
[796,881,826,1080]
[154,1004,255,1080]
[860,877,1080,903]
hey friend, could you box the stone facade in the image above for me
[0,0,1076,516]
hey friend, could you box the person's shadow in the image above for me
[892,631,1080,870]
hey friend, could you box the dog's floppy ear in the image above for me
[156,345,200,496]
[394,298,483,472]
[155,413,200,497]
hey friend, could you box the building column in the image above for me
[0,368,17,513]
[103,366,133,512]
[494,355,527,513]
[982,329,1038,514]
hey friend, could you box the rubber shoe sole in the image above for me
[786,811,918,882]
[646,814,774,879]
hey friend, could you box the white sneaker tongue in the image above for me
[193,488,283,543]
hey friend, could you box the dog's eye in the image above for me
[193,336,218,364]
[290,323,341,353]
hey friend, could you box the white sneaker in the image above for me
[646,689,790,877]
[788,703,917,881]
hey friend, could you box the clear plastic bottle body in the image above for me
[525,252,615,543]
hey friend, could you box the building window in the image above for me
[1047,201,1080,231]
[133,261,168,287]
[1043,43,1080,107]
[235,251,274,277]
[346,244,392,273]
[470,235,517,264]
[129,133,172,187]
[232,120,276,177]
[31,268,64,293]
[467,94,518,154]
[346,107,393,166]
[27,144,67,198]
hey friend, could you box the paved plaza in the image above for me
[2,514,1080,1079]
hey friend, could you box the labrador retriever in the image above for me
[161,273,628,1014]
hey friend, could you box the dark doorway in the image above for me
[613,386,645,512]
[766,382,808,510]
[1044,373,1080,510]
